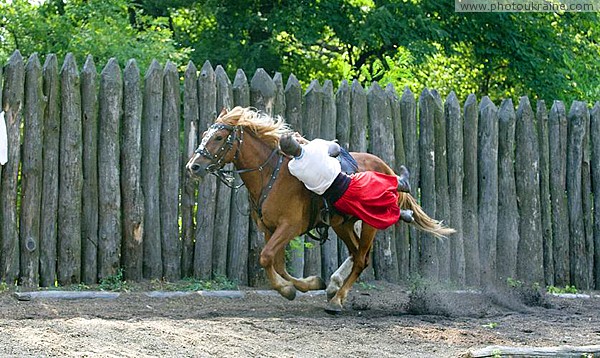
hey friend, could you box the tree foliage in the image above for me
[0,0,187,71]
[1,0,598,103]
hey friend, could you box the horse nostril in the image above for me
[190,163,201,172]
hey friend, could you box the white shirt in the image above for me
[288,139,341,195]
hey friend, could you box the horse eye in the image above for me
[215,135,223,141]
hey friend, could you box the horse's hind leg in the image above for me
[326,224,377,314]
[327,220,360,300]
[274,248,325,292]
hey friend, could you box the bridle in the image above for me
[195,122,281,190]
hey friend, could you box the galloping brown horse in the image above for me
[186,107,454,313]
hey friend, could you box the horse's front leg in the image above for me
[259,225,298,300]
[275,248,325,292]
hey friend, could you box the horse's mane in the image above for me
[216,106,293,148]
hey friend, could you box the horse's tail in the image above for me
[398,193,456,239]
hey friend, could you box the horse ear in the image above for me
[219,107,228,118]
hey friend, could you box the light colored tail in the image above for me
[398,193,456,239]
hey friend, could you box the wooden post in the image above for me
[477,96,498,287]
[369,82,398,283]
[581,102,594,287]
[19,53,45,287]
[349,80,374,280]
[121,59,144,282]
[160,61,181,281]
[335,80,351,267]
[567,101,590,289]
[98,58,122,280]
[548,101,570,286]
[445,91,465,286]
[58,53,83,285]
[335,80,351,151]
[432,90,450,281]
[248,68,276,286]
[515,96,544,284]
[590,102,600,289]
[496,99,519,283]
[229,69,250,285]
[319,80,339,281]
[181,61,199,278]
[418,88,438,280]
[284,74,304,278]
[387,84,409,281]
[272,72,286,117]
[39,54,60,287]
[400,87,420,277]
[536,100,553,285]
[251,68,276,115]
[284,74,303,133]
[81,55,99,284]
[349,80,368,152]
[142,60,164,279]
[212,65,233,279]
[1,51,24,284]
[302,80,323,278]
[463,94,480,286]
[194,61,217,280]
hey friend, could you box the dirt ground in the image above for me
[0,281,599,358]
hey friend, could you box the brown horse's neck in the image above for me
[233,130,281,206]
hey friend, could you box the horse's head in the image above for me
[186,121,241,178]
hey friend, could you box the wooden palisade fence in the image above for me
[0,50,599,290]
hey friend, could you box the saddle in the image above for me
[305,148,358,243]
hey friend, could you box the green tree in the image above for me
[0,0,188,70]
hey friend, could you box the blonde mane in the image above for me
[216,107,293,148]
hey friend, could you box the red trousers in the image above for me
[333,171,400,230]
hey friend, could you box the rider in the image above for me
[280,134,414,230]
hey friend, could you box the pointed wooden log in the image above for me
[81,55,99,284]
[98,58,122,281]
[39,54,60,287]
[400,87,420,276]
[496,99,519,283]
[477,96,498,287]
[58,53,83,285]
[212,65,233,279]
[590,102,600,289]
[181,61,199,278]
[536,100,553,285]
[566,101,590,289]
[121,59,144,282]
[549,101,569,286]
[463,94,480,286]
[19,53,45,287]
[418,88,438,280]
[229,69,250,285]
[445,91,465,286]
[194,61,217,280]
[142,60,164,279]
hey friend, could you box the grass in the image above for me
[0,272,238,294]
[546,285,578,294]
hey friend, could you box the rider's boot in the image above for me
[397,165,411,193]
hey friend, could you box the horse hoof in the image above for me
[325,302,343,315]
[280,286,297,301]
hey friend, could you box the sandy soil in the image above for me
[0,282,599,357]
